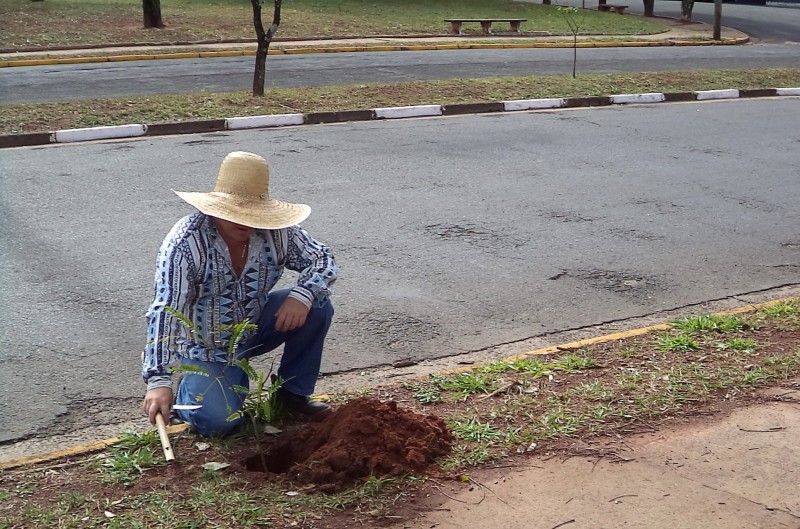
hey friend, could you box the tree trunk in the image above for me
[143,0,164,28]
[680,0,694,22]
[642,0,655,17]
[251,0,282,97]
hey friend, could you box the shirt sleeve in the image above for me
[142,237,197,388]
[285,226,337,308]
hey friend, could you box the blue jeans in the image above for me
[175,288,333,436]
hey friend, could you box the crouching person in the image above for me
[141,151,336,436]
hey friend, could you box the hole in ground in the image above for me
[245,442,296,474]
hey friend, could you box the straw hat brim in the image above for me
[174,190,311,229]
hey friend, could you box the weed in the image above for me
[657,334,700,352]
[441,443,493,469]
[554,352,599,371]
[619,346,642,358]
[97,431,162,486]
[617,369,644,390]
[714,338,758,354]
[760,300,800,319]
[588,404,617,421]
[449,417,502,442]
[571,381,616,401]
[433,371,498,398]
[536,405,584,437]
[741,367,770,386]
[402,382,443,404]
[671,314,745,334]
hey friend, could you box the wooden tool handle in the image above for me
[155,412,176,462]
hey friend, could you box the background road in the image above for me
[551,0,800,43]
[2,0,799,105]
[1,98,798,447]
[2,45,799,104]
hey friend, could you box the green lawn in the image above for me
[0,0,667,49]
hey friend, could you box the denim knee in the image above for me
[179,407,245,437]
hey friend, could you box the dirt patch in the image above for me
[245,398,452,491]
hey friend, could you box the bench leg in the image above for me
[480,21,492,34]
[510,21,521,33]
[449,21,463,35]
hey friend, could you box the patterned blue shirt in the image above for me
[142,212,336,389]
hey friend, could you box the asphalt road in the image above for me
[1,98,799,447]
[2,0,800,105]
[553,0,800,43]
[2,45,799,105]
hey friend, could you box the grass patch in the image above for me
[2,299,799,527]
[0,0,667,49]
[2,68,799,135]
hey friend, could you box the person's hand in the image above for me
[143,387,173,426]
[275,297,310,332]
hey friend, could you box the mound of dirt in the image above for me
[245,397,453,489]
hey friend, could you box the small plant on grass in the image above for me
[98,431,162,486]
[555,352,599,371]
[556,4,587,78]
[657,334,700,352]
[714,338,757,354]
[432,371,498,399]
[441,443,493,469]
[760,300,800,319]
[402,381,444,404]
[449,417,502,442]
[537,407,584,437]
[571,381,615,401]
[671,314,745,334]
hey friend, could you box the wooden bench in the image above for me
[597,3,628,14]
[444,18,527,35]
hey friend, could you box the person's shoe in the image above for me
[275,387,332,420]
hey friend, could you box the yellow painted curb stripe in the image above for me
[3,297,793,471]
[506,296,795,363]
[108,54,159,61]
[0,424,187,471]
[0,37,751,68]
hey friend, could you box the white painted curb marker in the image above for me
[695,89,740,101]
[53,124,146,144]
[610,93,666,105]
[776,87,800,96]
[503,98,564,111]
[374,105,442,119]
[226,114,305,130]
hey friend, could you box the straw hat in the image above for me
[174,151,310,229]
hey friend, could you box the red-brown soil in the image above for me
[244,397,453,491]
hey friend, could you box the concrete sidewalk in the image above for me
[0,18,749,67]
[409,394,800,529]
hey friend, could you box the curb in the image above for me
[0,36,750,69]
[0,296,793,471]
[1,86,797,149]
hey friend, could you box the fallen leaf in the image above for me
[195,442,211,451]
[104,511,115,519]
[202,462,230,472]
[263,425,282,435]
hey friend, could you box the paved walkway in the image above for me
[410,392,800,529]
